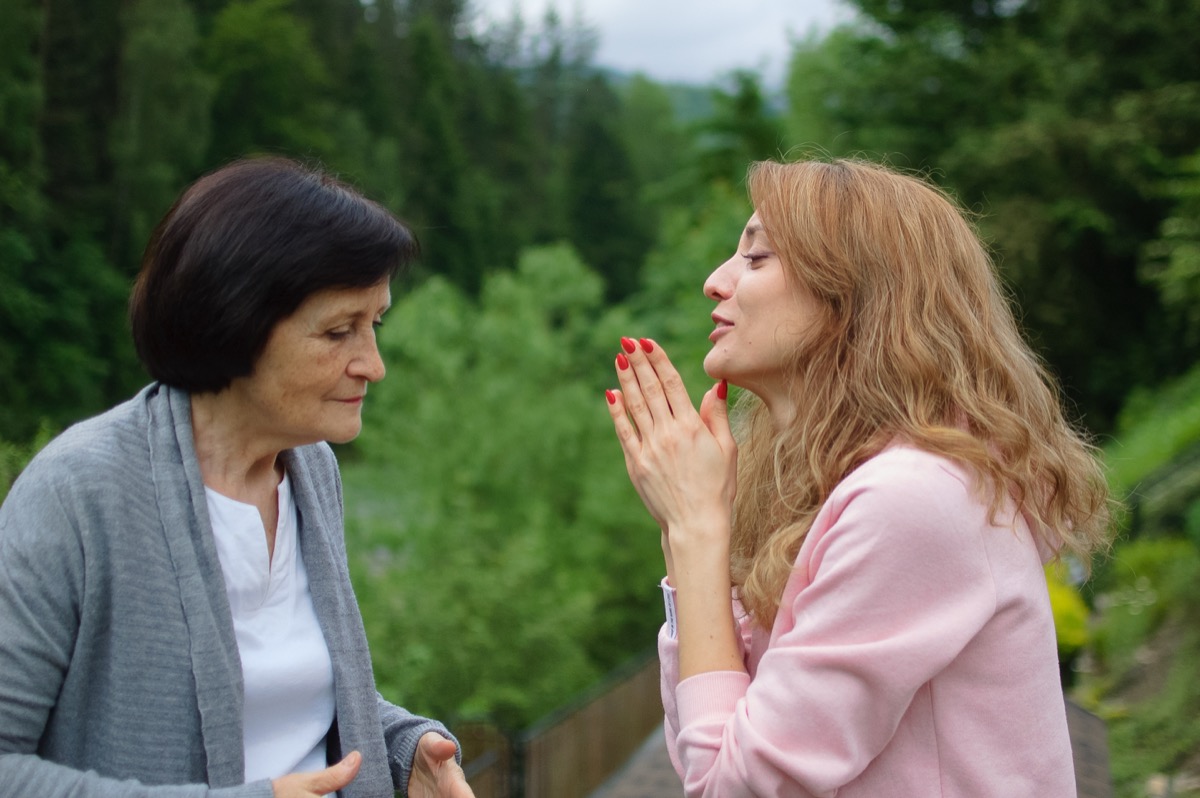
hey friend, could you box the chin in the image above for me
[702,354,729,382]
[324,423,363,445]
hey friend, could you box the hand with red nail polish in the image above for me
[603,337,737,555]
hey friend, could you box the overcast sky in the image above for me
[469,0,855,85]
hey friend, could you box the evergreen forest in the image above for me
[2,0,1200,794]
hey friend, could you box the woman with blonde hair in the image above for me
[606,158,1110,797]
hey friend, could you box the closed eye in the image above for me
[742,250,771,268]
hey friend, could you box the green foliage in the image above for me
[1045,564,1090,660]
[563,75,652,300]
[1141,150,1200,343]
[1082,538,1200,795]
[695,71,785,187]
[0,0,41,170]
[203,0,334,162]
[1103,363,1200,495]
[787,0,1200,430]
[110,0,214,267]
[345,245,662,726]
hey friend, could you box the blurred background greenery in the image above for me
[2,0,1199,794]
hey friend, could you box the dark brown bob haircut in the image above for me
[129,157,417,393]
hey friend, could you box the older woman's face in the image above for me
[232,280,391,447]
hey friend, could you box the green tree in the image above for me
[392,12,488,291]
[696,71,785,187]
[616,74,700,227]
[563,75,652,300]
[0,0,137,438]
[349,244,659,725]
[784,0,1200,429]
[1141,150,1200,343]
[110,0,214,270]
[203,0,334,162]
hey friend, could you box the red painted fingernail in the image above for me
[620,337,637,354]
[717,379,728,400]
[639,338,654,353]
[605,389,617,405]
[616,353,629,370]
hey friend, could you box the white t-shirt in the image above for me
[205,473,336,782]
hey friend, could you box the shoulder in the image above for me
[831,445,978,517]
[4,388,155,506]
[810,445,989,557]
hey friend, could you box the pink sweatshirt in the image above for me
[659,445,1076,797]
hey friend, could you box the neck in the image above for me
[190,391,283,499]
[744,379,797,433]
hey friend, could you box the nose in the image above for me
[704,255,737,301]
[351,330,387,383]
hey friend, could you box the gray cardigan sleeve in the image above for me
[377,693,460,792]
[0,455,271,798]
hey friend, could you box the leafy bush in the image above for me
[1045,563,1090,662]
[346,244,662,727]
[1104,363,1200,497]
[1082,538,1200,796]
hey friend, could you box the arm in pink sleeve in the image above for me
[659,580,754,781]
[671,452,1000,797]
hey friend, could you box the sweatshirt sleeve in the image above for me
[671,453,999,798]
[659,580,755,783]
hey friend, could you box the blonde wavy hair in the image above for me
[730,158,1111,628]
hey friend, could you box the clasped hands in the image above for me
[605,337,737,554]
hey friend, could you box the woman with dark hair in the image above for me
[0,157,474,798]
[606,158,1111,797]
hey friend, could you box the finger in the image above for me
[605,389,642,454]
[622,337,675,421]
[308,751,361,794]
[636,338,694,418]
[614,350,655,431]
[698,379,734,446]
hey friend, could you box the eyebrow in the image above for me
[742,223,765,245]
[321,302,391,325]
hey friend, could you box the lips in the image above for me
[709,313,733,342]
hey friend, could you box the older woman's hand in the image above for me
[606,338,738,550]
[272,751,361,797]
[407,732,475,797]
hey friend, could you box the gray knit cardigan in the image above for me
[0,383,454,797]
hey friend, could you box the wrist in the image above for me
[665,517,730,552]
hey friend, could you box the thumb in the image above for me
[699,380,733,443]
[419,734,459,764]
[308,752,361,794]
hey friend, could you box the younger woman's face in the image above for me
[702,213,821,399]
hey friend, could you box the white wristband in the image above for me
[660,579,678,640]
